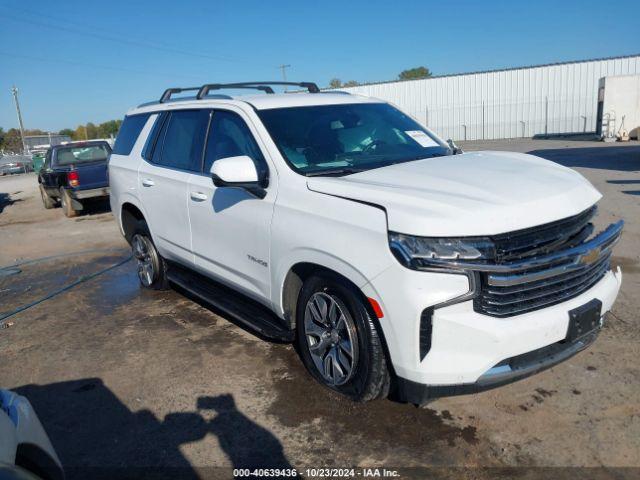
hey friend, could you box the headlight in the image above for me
[389,232,495,269]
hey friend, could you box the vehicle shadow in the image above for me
[528,145,640,172]
[212,187,254,213]
[77,198,111,217]
[531,133,600,141]
[0,192,21,214]
[14,379,295,479]
[605,179,640,196]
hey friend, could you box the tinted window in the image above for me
[257,103,449,176]
[112,113,151,155]
[44,149,52,169]
[204,111,265,174]
[142,113,167,160]
[155,110,210,171]
[56,144,111,166]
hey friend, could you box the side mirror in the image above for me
[447,139,463,155]
[210,155,267,198]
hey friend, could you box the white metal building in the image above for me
[337,54,640,141]
[24,134,72,151]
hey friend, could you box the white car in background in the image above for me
[108,81,623,404]
[0,389,64,479]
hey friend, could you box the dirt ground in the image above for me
[1,139,639,479]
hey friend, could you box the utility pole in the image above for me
[11,86,28,154]
[277,64,291,91]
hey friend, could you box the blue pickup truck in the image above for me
[38,140,111,217]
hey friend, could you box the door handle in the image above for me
[190,191,208,202]
[141,178,155,187]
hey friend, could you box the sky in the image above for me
[1,0,639,131]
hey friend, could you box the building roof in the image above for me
[333,53,640,90]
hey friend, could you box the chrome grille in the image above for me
[472,218,623,318]
[476,253,611,317]
[492,206,597,262]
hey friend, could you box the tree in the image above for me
[398,66,432,81]
[59,128,74,138]
[2,128,24,153]
[85,122,98,139]
[0,127,5,151]
[73,125,87,140]
[329,78,342,88]
[97,119,121,138]
[343,80,359,87]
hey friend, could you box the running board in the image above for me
[166,263,294,342]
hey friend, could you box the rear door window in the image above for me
[142,113,168,161]
[112,113,151,155]
[153,110,210,172]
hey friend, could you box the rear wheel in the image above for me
[131,222,169,290]
[60,188,78,217]
[39,185,55,209]
[296,273,390,402]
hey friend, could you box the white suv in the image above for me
[109,81,623,404]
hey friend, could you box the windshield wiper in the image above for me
[304,167,365,177]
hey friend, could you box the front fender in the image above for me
[272,248,380,318]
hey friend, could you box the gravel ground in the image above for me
[1,139,639,479]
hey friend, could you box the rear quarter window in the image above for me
[112,113,151,155]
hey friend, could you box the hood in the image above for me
[306,151,601,237]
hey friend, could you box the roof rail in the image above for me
[196,81,320,99]
[160,87,200,103]
[198,84,276,99]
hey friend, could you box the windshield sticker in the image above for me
[405,130,439,148]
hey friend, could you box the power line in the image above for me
[0,10,265,66]
[0,51,202,80]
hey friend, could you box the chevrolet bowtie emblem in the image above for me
[580,248,600,265]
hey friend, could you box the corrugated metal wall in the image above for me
[339,55,640,141]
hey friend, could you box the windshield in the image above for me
[258,103,450,176]
[56,144,110,166]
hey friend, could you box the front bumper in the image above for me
[362,217,623,395]
[395,329,599,403]
[363,258,622,389]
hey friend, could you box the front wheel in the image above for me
[131,223,169,290]
[296,273,390,402]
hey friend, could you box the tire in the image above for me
[39,185,55,209]
[130,221,169,290]
[296,273,391,402]
[60,188,78,217]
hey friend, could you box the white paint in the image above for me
[0,389,62,471]
[110,92,623,390]
[307,150,601,236]
[211,155,259,183]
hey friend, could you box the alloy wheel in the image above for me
[303,292,359,386]
[132,234,157,287]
